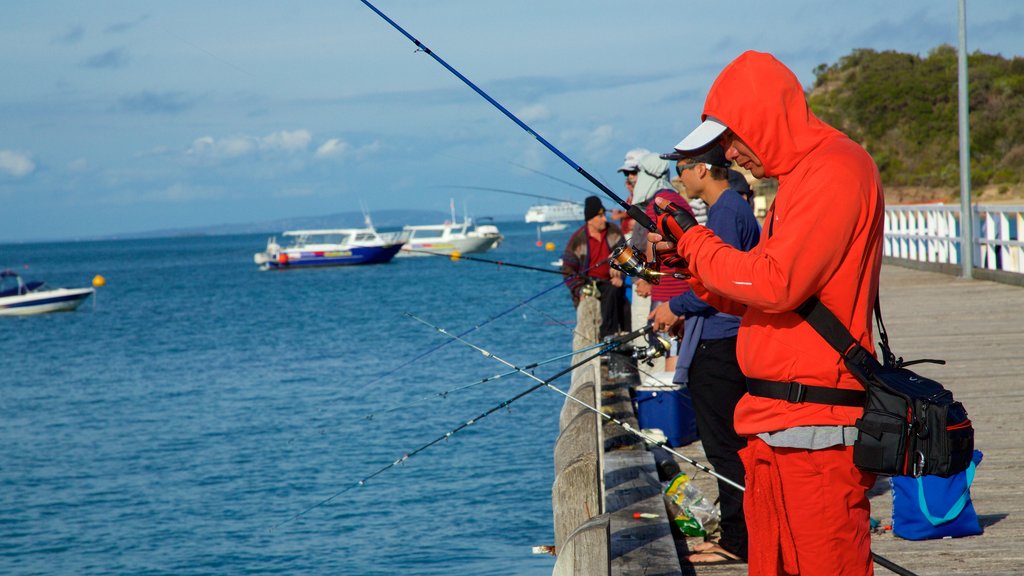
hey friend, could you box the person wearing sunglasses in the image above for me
[650,51,884,576]
[649,144,761,565]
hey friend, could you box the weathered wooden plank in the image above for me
[559,381,596,432]
[554,408,598,476]
[605,450,683,576]
[552,515,611,576]
[552,454,601,550]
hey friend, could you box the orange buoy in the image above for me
[278,252,289,265]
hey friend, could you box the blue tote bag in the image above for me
[892,450,983,540]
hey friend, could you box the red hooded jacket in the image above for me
[676,51,885,436]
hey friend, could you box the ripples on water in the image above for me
[1,224,579,575]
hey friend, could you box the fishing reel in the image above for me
[608,240,689,284]
[632,332,672,366]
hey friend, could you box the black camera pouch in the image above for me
[797,297,974,478]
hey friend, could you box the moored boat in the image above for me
[398,205,504,257]
[0,270,94,316]
[254,214,409,270]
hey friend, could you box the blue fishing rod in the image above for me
[359,0,657,234]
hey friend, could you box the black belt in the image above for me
[747,378,865,407]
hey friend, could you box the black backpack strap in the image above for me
[795,296,882,378]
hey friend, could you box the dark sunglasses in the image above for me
[675,162,703,176]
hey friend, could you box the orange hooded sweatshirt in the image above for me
[676,51,885,436]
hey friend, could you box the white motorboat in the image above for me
[398,201,503,257]
[540,222,568,232]
[0,270,94,316]
[254,213,409,270]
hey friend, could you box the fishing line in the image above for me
[359,0,656,233]
[402,247,567,275]
[271,334,637,531]
[360,340,609,421]
[431,184,581,205]
[408,313,920,576]
[507,159,597,195]
[521,301,582,336]
[361,278,565,391]
[361,250,608,393]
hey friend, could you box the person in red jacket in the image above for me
[650,51,885,575]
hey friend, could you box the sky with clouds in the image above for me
[2,0,1022,242]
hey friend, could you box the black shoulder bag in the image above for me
[795,297,975,478]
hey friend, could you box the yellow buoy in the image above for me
[450,250,462,261]
[92,274,106,288]
[545,242,556,251]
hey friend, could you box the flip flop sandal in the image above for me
[689,539,722,553]
[686,546,746,565]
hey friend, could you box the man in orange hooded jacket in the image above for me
[651,51,885,575]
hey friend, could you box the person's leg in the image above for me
[687,337,748,559]
[775,445,875,576]
[596,280,616,338]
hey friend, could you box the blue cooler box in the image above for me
[635,384,699,447]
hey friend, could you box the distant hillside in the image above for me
[808,46,1024,194]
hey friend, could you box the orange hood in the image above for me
[702,51,845,178]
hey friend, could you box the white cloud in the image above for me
[186,130,311,160]
[67,158,89,172]
[558,124,616,160]
[315,138,351,159]
[585,125,615,153]
[260,130,311,152]
[0,150,36,178]
[517,104,551,122]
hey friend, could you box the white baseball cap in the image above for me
[617,147,651,173]
[673,116,728,154]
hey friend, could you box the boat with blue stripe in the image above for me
[0,270,94,316]
[254,215,409,271]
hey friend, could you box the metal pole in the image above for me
[957,0,974,278]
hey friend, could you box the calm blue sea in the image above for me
[1,222,580,576]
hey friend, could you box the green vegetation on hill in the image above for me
[808,46,1024,190]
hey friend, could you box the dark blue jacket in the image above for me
[668,189,760,339]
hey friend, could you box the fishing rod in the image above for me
[406,312,742,490]
[361,339,610,421]
[272,330,643,530]
[410,315,920,576]
[359,0,656,234]
[403,247,567,276]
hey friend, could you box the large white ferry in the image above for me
[524,201,584,223]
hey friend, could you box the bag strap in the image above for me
[795,296,884,381]
[916,460,977,526]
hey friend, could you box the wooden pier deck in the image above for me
[552,264,1024,575]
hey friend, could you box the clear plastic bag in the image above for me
[663,473,721,537]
